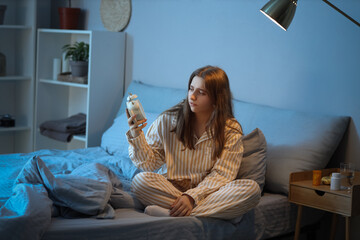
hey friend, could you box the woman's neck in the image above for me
[193,113,211,138]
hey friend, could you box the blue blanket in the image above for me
[0,148,142,240]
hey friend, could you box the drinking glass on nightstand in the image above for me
[340,162,355,192]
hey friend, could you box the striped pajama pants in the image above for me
[131,172,261,219]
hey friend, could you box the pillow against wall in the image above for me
[101,112,159,156]
[101,112,159,180]
[237,128,267,192]
[233,99,349,195]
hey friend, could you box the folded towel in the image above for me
[40,113,86,142]
[40,113,86,133]
[40,128,85,142]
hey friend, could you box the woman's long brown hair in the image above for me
[164,65,242,159]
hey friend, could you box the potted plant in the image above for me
[62,41,89,77]
[58,0,81,29]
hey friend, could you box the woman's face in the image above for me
[188,76,213,116]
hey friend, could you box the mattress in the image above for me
[41,193,323,240]
[0,147,323,240]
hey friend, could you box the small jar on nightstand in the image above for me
[330,172,341,191]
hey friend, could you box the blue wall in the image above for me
[65,0,360,163]
[56,0,360,237]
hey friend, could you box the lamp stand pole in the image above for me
[323,0,360,27]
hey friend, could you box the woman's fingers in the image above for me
[170,195,193,217]
[171,197,179,209]
[126,108,148,138]
[125,109,130,118]
[170,205,185,217]
[171,206,190,217]
[130,118,147,128]
[137,118,147,125]
[127,115,137,126]
[127,113,147,126]
[130,122,147,131]
[128,117,147,138]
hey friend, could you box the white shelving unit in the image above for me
[0,0,36,154]
[35,29,125,151]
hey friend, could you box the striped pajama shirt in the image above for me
[127,112,261,219]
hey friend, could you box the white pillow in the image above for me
[237,128,267,192]
[101,112,159,180]
[101,112,159,155]
[233,99,349,195]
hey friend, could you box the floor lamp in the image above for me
[260,0,360,31]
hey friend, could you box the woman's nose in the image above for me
[190,93,196,100]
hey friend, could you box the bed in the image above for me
[0,81,349,240]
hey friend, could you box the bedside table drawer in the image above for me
[289,185,351,216]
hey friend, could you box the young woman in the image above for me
[126,66,260,219]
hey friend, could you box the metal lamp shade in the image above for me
[260,0,297,31]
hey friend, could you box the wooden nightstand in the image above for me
[289,168,360,240]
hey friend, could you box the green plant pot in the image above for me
[70,61,88,77]
[0,5,7,25]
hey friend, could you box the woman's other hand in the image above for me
[170,194,194,217]
[126,109,147,138]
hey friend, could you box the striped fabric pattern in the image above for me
[127,112,261,218]
[132,172,261,219]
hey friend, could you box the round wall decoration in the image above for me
[100,0,131,32]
